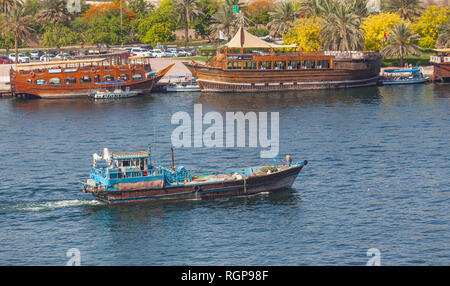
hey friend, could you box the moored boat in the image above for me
[381,66,428,85]
[80,147,307,204]
[10,53,174,98]
[430,48,450,82]
[165,78,200,92]
[89,83,141,99]
[183,27,382,93]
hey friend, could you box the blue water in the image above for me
[0,84,448,265]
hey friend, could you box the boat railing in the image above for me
[430,55,450,63]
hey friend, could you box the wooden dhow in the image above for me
[430,48,450,82]
[10,53,174,98]
[183,27,382,92]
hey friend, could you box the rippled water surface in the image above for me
[0,84,448,265]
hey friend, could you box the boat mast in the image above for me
[171,147,175,170]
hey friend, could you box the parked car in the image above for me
[161,50,174,57]
[130,48,152,57]
[150,49,164,58]
[0,55,12,64]
[177,49,192,57]
[40,53,56,62]
[30,50,44,60]
[9,53,30,63]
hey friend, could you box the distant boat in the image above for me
[165,78,200,92]
[80,146,308,204]
[89,82,141,99]
[381,66,428,85]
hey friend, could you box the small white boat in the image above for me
[89,86,141,99]
[165,78,200,92]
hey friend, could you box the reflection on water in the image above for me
[0,84,449,265]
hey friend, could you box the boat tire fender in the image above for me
[194,185,201,193]
[91,68,96,73]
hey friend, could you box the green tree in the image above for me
[41,23,78,48]
[35,0,71,25]
[1,2,32,62]
[136,0,177,44]
[381,22,421,67]
[128,0,154,18]
[267,2,299,37]
[1,0,23,15]
[194,0,218,41]
[383,0,423,21]
[211,3,240,39]
[173,0,203,42]
[320,4,364,51]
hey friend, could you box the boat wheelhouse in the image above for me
[10,53,173,98]
[81,147,308,204]
[430,48,450,82]
[183,27,381,92]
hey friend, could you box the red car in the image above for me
[0,55,12,64]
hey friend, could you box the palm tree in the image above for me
[211,3,240,40]
[436,21,450,49]
[0,0,22,15]
[346,0,369,18]
[319,5,364,51]
[299,0,336,17]
[381,22,421,67]
[173,0,203,42]
[35,0,71,25]
[267,2,300,38]
[383,0,423,21]
[1,2,32,62]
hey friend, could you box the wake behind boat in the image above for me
[80,147,307,204]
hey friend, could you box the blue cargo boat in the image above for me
[80,146,307,204]
[381,66,428,85]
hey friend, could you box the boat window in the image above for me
[122,160,130,167]
[80,76,92,84]
[64,77,77,84]
[132,74,143,81]
[35,79,46,85]
[119,74,129,81]
[274,61,286,70]
[227,62,232,69]
[26,79,32,83]
[49,77,62,85]
[103,75,115,82]
[94,75,100,83]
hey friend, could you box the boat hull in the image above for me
[381,78,428,85]
[432,62,450,82]
[183,57,381,92]
[85,164,304,204]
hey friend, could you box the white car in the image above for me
[150,49,164,58]
[9,53,30,63]
[166,49,180,57]
[130,48,152,57]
